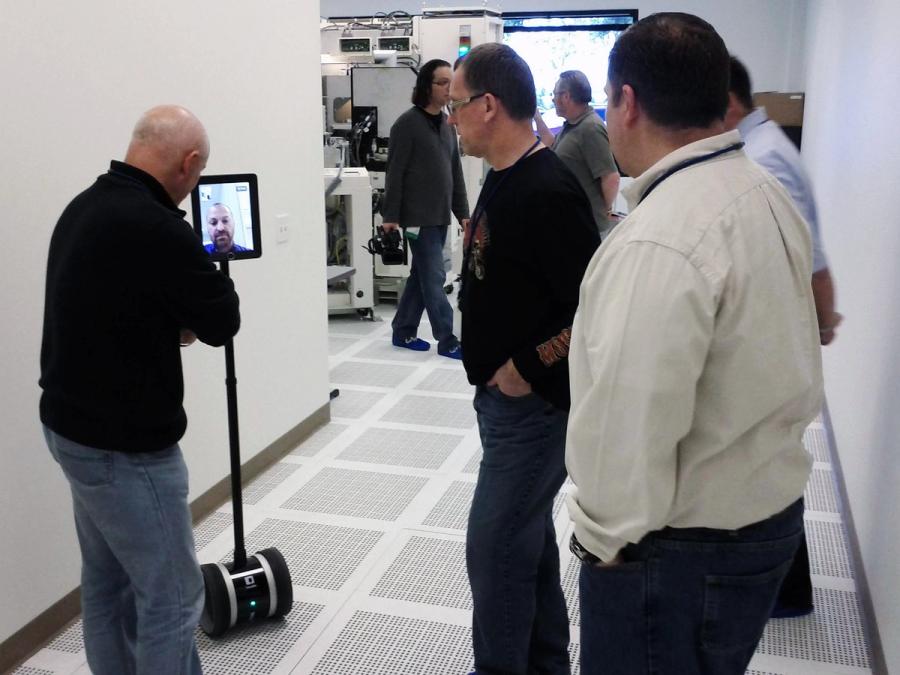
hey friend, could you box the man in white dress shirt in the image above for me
[565,13,824,675]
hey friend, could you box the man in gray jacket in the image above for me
[382,58,470,358]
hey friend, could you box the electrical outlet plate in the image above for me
[276,213,289,243]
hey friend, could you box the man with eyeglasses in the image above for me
[535,70,620,237]
[382,58,470,359]
[450,43,599,675]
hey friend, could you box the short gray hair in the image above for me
[558,70,592,104]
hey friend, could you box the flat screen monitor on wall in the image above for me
[191,174,262,261]
[503,11,638,132]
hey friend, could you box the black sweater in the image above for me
[39,161,240,453]
[460,148,600,410]
[381,106,470,227]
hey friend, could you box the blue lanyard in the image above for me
[638,142,744,205]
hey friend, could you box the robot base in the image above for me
[200,547,293,637]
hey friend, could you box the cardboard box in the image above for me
[752,91,805,127]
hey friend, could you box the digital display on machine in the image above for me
[191,174,262,261]
[339,37,372,53]
[377,36,411,52]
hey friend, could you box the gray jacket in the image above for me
[381,106,470,227]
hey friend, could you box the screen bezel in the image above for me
[191,173,262,262]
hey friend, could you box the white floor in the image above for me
[17,305,874,675]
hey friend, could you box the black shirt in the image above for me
[39,161,241,453]
[460,147,600,410]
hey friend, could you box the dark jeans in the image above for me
[775,529,813,608]
[391,225,458,352]
[579,498,804,675]
[467,386,570,675]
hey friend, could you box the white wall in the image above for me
[802,2,900,670]
[0,1,329,645]
[320,0,808,91]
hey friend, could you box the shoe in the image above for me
[392,336,430,351]
[770,602,814,619]
[438,345,463,360]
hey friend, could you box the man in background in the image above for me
[451,43,599,674]
[725,54,843,618]
[725,55,842,347]
[534,70,620,237]
[40,105,240,675]
[382,58,469,359]
[566,14,823,674]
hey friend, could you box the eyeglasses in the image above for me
[448,92,487,114]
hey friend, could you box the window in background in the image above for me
[503,11,637,130]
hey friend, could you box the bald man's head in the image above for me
[125,105,209,205]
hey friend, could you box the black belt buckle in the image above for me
[569,533,604,567]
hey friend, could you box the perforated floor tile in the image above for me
[194,511,232,550]
[569,641,581,675]
[221,519,383,591]
[803,426,831,463]
[381,394,476,429]
[328,335,358,355]
[462,447,482,474]
[422,481,475,530]
[280,467,429,521]
[355,340,434,361]
[329,360,417,388]
[330,389,386,419]
[415,367,474,394]
[47,620,83,654]
[806,519,853,579]
[561,554,581,626]
[309,611,474,675]
[290,423,348,457]
[242,462,304,505]
[327,316,384,335]
[12,667,54,675]
[337,427,463,470]
[423,481,566,531]
[805,467,840,513]
[197,601,324,674]
[370,536,471,609]
[757,587,871,669]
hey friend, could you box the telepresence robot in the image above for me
[191,174,293,637]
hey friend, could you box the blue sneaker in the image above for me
[393,336,431,351]
[438,345,463,360]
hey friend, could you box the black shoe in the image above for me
[771,601,814,619]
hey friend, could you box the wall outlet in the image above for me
[275,213,289,244]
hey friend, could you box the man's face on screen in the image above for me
[206,204,235,252]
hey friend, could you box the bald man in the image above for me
[40,105,240,675]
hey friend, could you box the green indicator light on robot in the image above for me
[250,601,257,607]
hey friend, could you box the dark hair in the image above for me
[608,13,729,129]
[454,43,536,121]
[412,59,451,107]
[558,70,592,104]
[728,56,754,111]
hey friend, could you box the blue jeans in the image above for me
[44,426,204,675]
[467,386,570,675]
[578,498,804,675]
[392,225,458,352]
